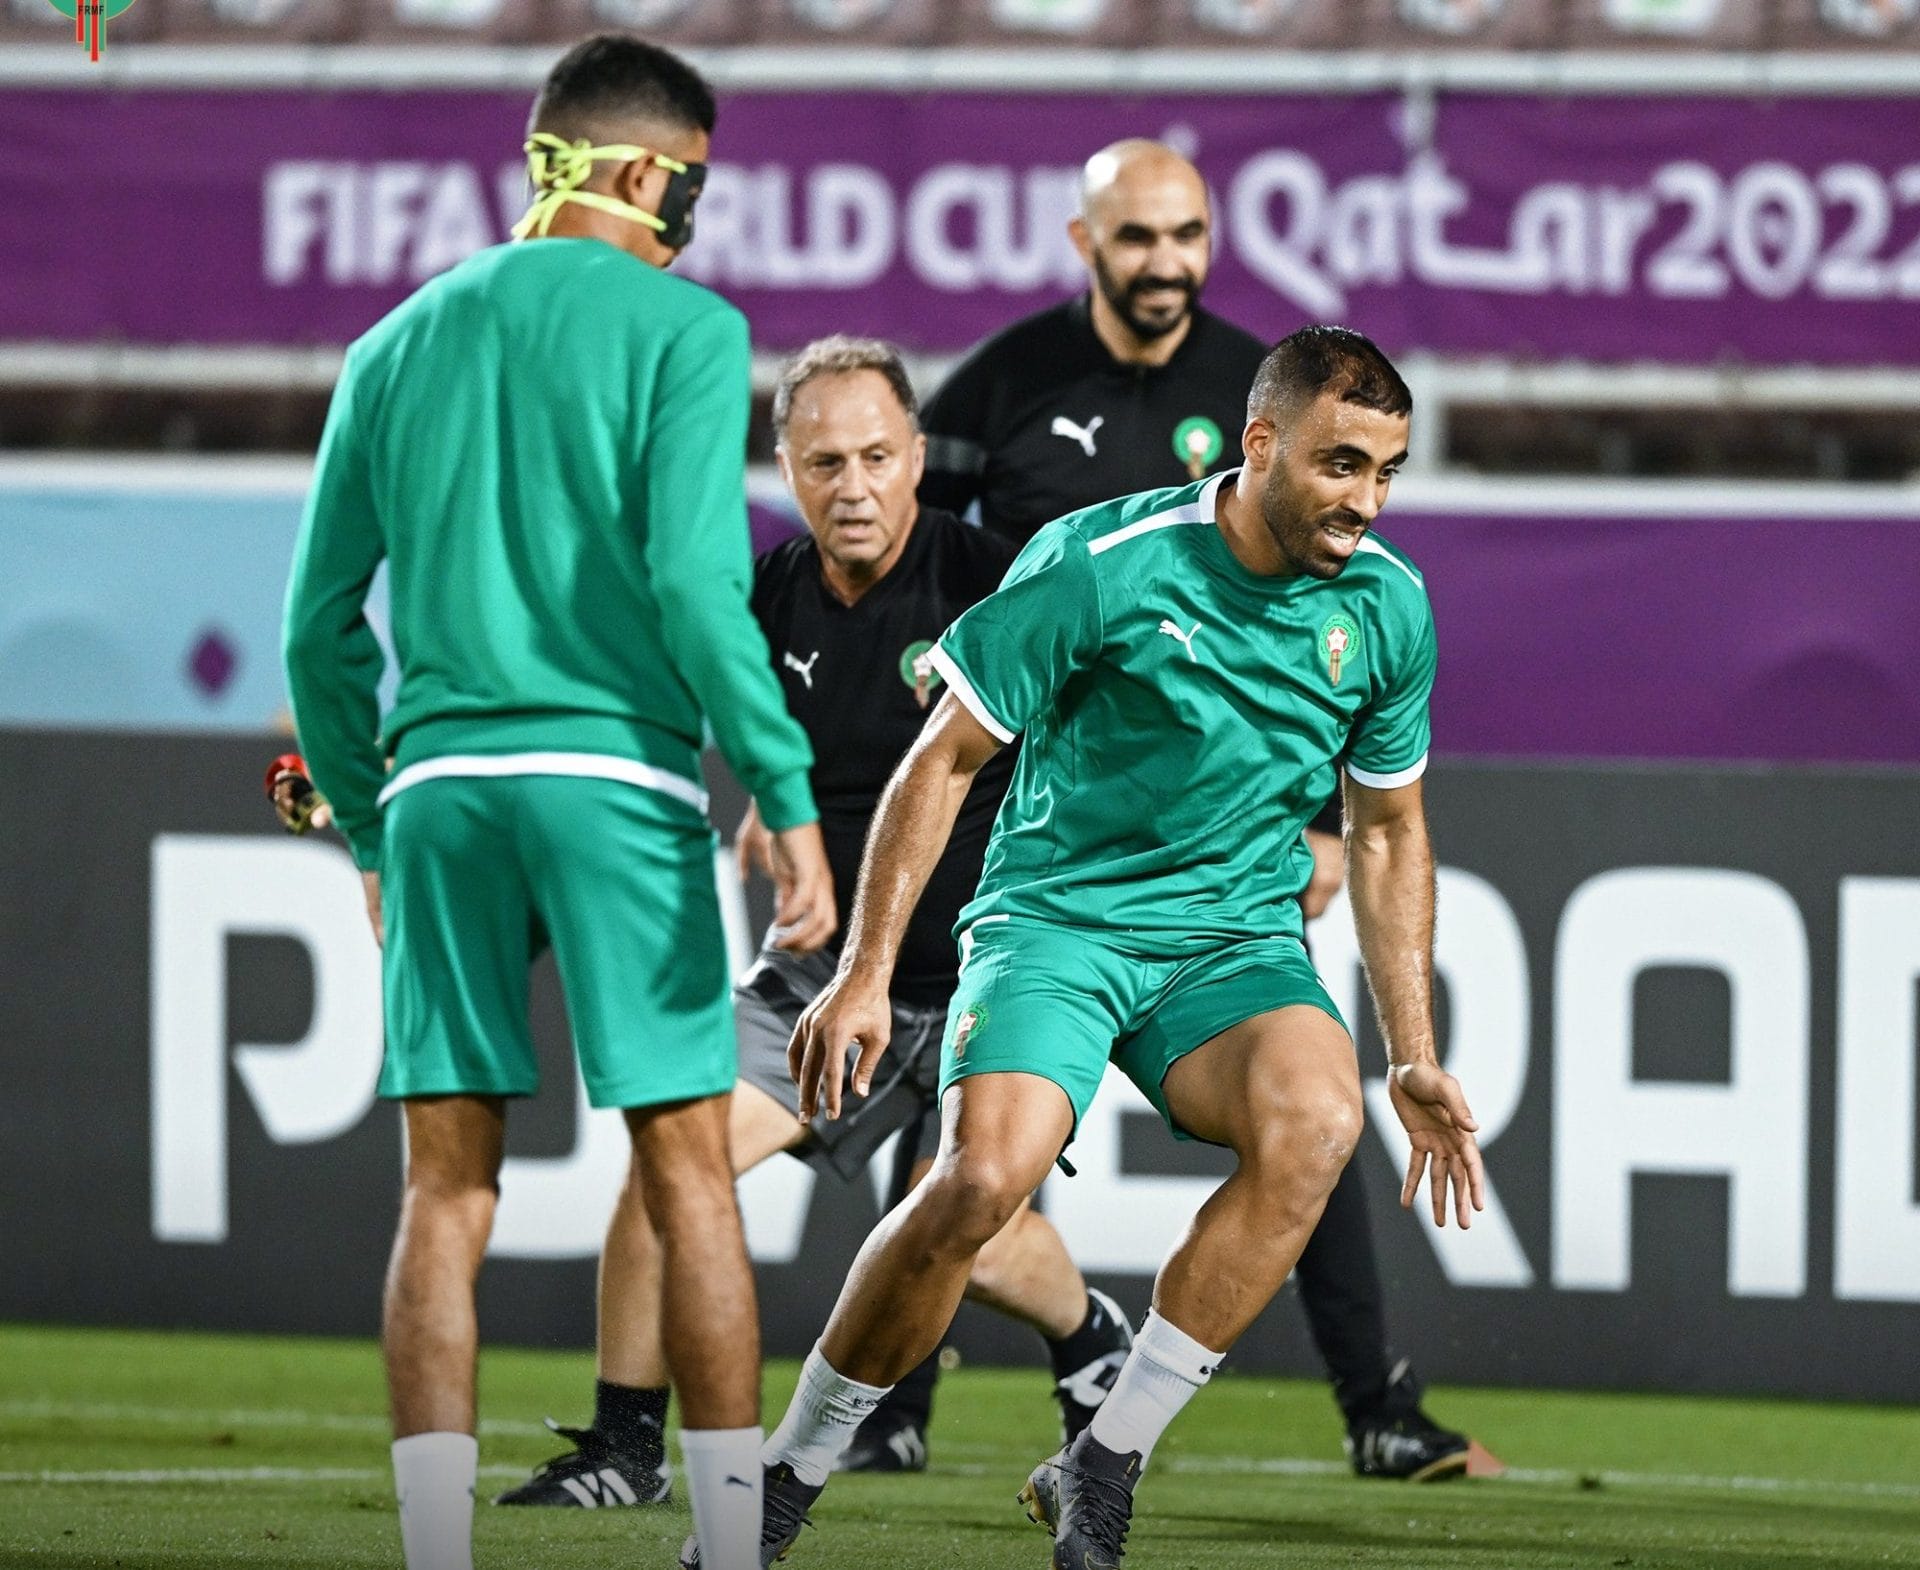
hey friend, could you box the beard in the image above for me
[1261,471,1365,581]
[1092,249,1201,341]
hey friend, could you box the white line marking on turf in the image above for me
[0,1398,546,1438]
[0,1466,531,1486]
[938,1447,1920,1502]
[1154,1454,1920,1501]
[5,1407,1914,1505]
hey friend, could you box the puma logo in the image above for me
[1050,413,1104,457]
[1157,619,1201,661]
[783,649,821,690]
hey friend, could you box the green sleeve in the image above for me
[642,305,817,831]
[1345,592,1436,789]
[928,522,1102,741]
[283,353,389,870]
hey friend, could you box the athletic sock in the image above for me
[1045,1290,1118,1383]
[392,1431,477,1570]
[680,1426,763,1570]
[1086,1311,1221,1465]
[592,1378,669,1457]
[762,1345,891,1487]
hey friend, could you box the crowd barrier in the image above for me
[3,1,1914,58]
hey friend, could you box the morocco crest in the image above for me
[1320,614,1360,685]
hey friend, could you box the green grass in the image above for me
[1,1325,1917,1568]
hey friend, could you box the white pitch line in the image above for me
[0,1465,532,1486]
[1153,1454,1920,1502]
[0,1399,547,1439]
[5,1404,1915,1505]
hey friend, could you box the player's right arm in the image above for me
[640,301,835,951]
[1340,581,1482,1228]
[790,697,1002,1120]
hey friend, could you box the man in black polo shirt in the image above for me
[919,139,1260,546]
[889,137,1478,1485]
[489,335,1133,1505]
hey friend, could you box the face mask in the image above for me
[511,132,708,250]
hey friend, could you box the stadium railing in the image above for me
[2,0,1916,55]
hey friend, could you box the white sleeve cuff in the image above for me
[928,643,1017,745]
[1346,753,1428,790]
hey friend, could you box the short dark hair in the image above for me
[1248,325,1411,425]
[531,33,717,141]
[772,336,919,443]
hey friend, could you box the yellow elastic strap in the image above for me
[511,133,690,241]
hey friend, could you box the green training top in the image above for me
[929,469,1435,954]
[283,238,815,870]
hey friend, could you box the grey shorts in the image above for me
[733,946,947,1182]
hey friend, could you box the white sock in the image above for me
[681,1426,764,1570]
[392,1431,477,1570]
[762,1345,890,1487]
[1087,1311,1221,1465]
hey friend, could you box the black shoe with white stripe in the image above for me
[1051,1288,1134,1445]
[838,1409,929,1473]
[493,1420,672,1507]
[1344,1365,1470,1483]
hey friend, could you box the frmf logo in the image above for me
[48,0,138,60]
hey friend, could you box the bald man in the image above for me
[919,138,1259,545]
[877,140,1479,1489]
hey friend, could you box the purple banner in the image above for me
[5,87,1919,363]
[1388,507,1920,767]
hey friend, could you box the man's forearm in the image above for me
[840,739,977,984]
[284,635,387,869]
[1346,815,1439,1069]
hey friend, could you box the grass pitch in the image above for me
[1,1325,1916,1569]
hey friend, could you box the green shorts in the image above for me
[379,774,733,1110]
[939,917,1346,1143]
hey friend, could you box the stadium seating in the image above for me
[539,0,755,48]
[1562,0,1769,49]
[355,0,547,44]
[1146,0,1358,48]
[1773,0,1920,45]
[749,0,952,48]
[1360,0,1560,50]
[156,0,356,43]
[951,0,1154,47]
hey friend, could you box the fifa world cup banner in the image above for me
[3,87,1919,363]
[2,730,1918,1403]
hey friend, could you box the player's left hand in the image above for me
[766,821,838,954]
[789,968,891,1121]
[265,755,333,834]
[1388,1060,1484,1230]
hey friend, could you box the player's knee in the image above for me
[1241,1077,1362,1194]
[636,1156,735,1228]
[400,1166,499,1239]
[915,1158,1027,1252]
